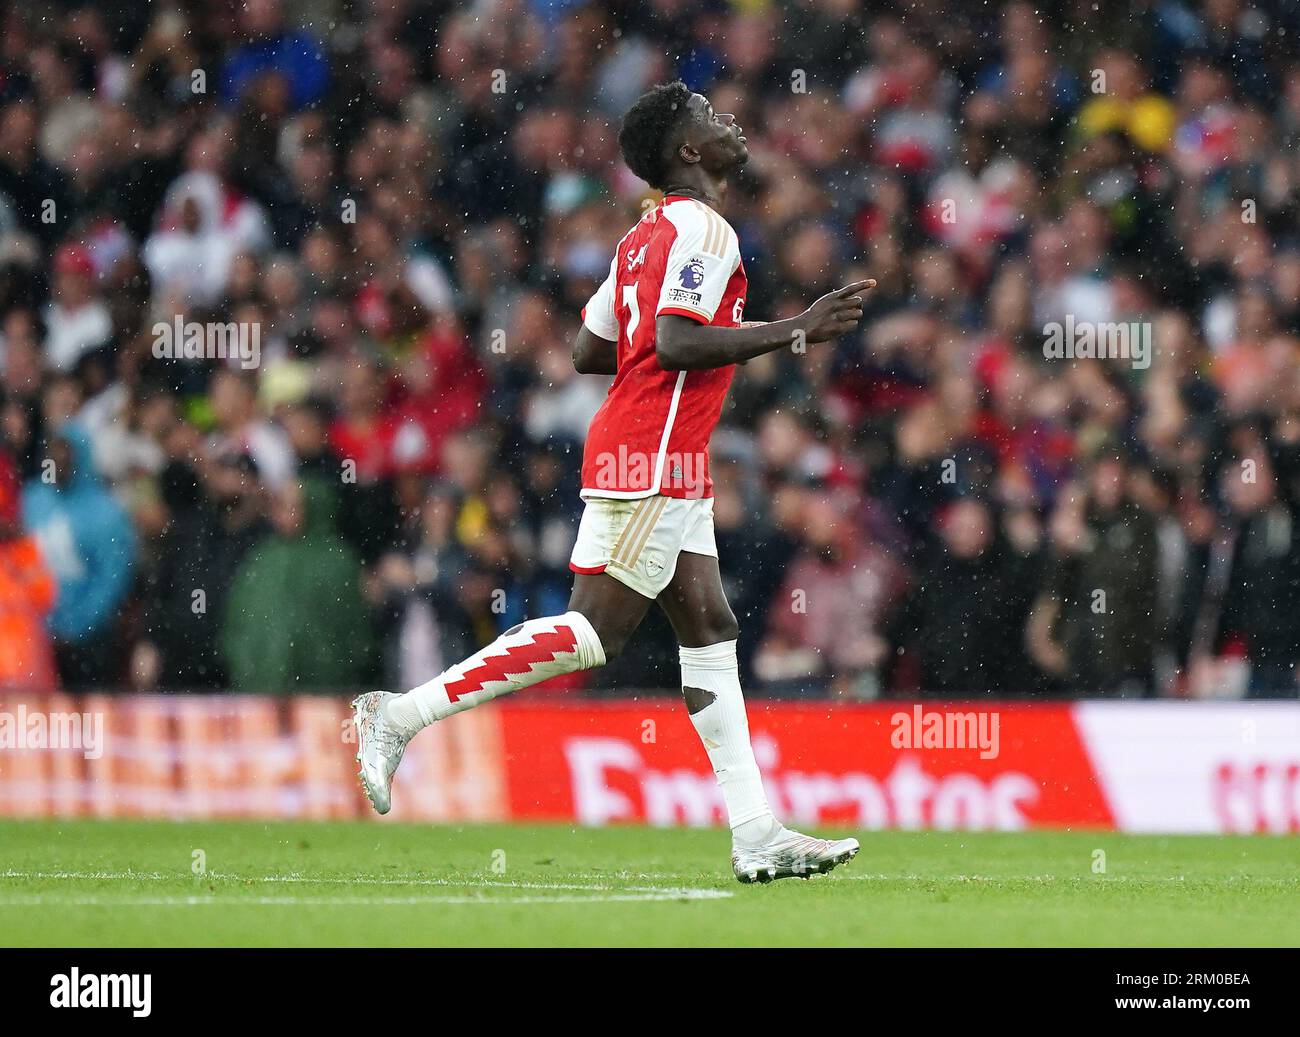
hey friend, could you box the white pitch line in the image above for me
[0,868,724,893]
[838,873,1299,884]
[6,868,1291,888]
[0,890,732,907]
[0,869,733,903]
[0,869,176,882]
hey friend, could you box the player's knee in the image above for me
[717,622,741,646]
[587,616,630,661]
[597,631,625,661]
[703,610,740,645]
[707,605,738,644]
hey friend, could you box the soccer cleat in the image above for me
[351,691,411,815]
[731,828,860,884]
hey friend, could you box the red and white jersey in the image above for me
[579,195,747,500]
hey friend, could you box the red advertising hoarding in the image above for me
[2,693,1298,833]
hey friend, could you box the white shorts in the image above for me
[569,495,718,599]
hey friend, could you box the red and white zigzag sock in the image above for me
[386,611,605,732]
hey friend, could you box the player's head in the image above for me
[618,81,748,191]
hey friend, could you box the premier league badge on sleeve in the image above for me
[666,257,706,305]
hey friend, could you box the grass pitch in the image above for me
[0,821,1295,947]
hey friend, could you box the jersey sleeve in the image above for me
[655,204,740,324]
[580,254,620,341]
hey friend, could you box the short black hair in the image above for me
[618,81,692,189]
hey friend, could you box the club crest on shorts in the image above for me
[644,553,665,578]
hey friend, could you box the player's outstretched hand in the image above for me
[799,279,876,343]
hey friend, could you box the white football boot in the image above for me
[732,828,860,884]
[351,691,412,815]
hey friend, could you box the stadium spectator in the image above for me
[0,450,57,690]
[44,243,111,372]
[220,0,330,112]
[1026,452,1161,697]
[20,423,135,687]
[756,490,906,698]
[895,496,1035,696]
[220,475,372,692]
[132,450,269,690]
[1215,440,1300,698]
[208,367,296,491]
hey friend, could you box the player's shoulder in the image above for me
[660,197,738,259]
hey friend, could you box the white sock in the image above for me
[386,611,605,733]
[680,640,781,845]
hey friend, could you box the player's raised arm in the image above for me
[655,278,875,371]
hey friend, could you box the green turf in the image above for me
[0,821,1296,946]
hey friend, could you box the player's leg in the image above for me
[387,572,648,730]
[353,496,660,813]
[353,573,650,813]
[658,550,859,882]
[657,550,771,837]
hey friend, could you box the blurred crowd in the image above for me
[1,0,1299,699]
